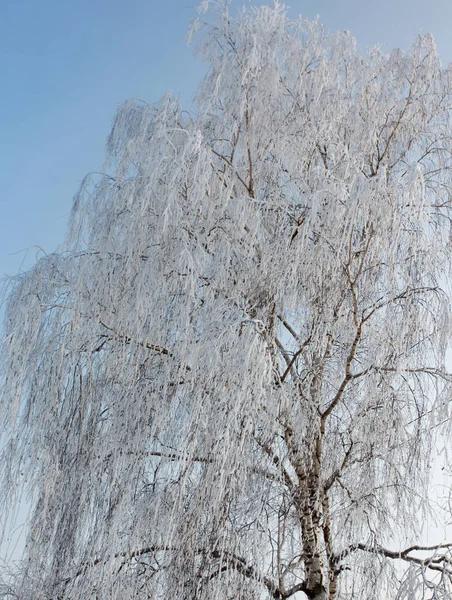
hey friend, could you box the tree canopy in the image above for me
[2,2,452,599]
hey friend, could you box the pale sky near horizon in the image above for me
[2,0,452,278]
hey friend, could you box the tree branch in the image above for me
[97,318,193,372]
[336,541,452,575]
[58,546,285,600]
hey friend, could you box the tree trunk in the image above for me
[294,443,328,600]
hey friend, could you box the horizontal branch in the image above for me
[58,545,287,599]
[97,318,192,371]
[141,449,279,482]
[98,318,173,357]
[102,447,281,483]
[336,541,452,575]
[375,365,452,382]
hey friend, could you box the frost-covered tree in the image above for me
[3,3,452,599]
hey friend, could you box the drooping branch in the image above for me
[252,433,295,490]
[245,109,255,198]
[362,286,440,322]
[369,85,413,177]
[210,146,253,195]
[320,284,443,422]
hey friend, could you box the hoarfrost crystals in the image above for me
[2,3,452,600]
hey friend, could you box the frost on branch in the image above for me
[2,3,452,599]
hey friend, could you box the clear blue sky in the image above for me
[2,0,452,277]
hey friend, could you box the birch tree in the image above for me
[2,2,452,599]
